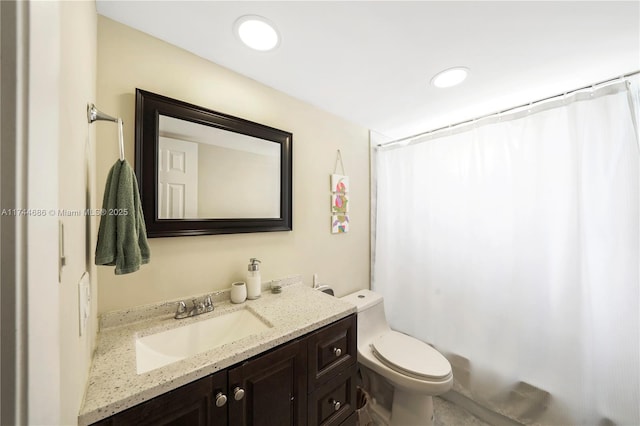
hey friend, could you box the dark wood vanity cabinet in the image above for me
[91,314,356,426]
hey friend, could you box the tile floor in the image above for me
[433,396,493,426]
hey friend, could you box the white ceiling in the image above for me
[160,115,280,156]
[96,1,640,140]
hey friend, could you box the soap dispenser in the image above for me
[246,258,262,300]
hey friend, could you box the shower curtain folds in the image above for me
[373,77,639,425]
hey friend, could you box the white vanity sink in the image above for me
[135,308,272,374]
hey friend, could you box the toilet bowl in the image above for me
[341,289,452,426]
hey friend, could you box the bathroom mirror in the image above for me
[135,89,293,237]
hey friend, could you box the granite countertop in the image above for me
[78,282,356,426]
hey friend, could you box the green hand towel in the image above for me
[95,159,150,274]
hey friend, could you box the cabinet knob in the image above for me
[333,347,342,357]
[330,399,341,411]
[233,387,245,401]
[214,392,227,407]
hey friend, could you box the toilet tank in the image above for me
[341,289,383,312]
[341,289,391,344]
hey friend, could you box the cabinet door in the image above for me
[228,339,307,426]
[96,374,215,426]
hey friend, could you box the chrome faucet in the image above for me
[175,294,214,319]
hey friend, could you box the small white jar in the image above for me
[230,281,247,304]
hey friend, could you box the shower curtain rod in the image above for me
[379,70,640,148]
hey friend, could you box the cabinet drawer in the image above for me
[308,364,357,426]
[308,314,357,390]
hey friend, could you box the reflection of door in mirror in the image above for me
[158,137,198,219]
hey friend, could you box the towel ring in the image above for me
[87,103,125,161]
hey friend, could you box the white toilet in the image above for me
[341,289,452,426]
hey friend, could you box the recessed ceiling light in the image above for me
[234,15,280,52]
[431,67,469,88]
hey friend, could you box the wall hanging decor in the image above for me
[330,173,350,193]
[331,214,349,233]
[331,193,349,213]
[330,150,349,234]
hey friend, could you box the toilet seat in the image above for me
[371,331,451,381]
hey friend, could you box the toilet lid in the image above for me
[371,331,451,380]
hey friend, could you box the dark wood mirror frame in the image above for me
[135,89,293,237]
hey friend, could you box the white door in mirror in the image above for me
[158,137,198,219]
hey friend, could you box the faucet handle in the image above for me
[204,294,213,311]
[175,300,188,319]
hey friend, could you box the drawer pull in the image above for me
[233,387,245,401]
[333,347,342,357]
[214,392,227,407]
[330,398,341,411]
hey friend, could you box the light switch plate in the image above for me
[78,272,91,336]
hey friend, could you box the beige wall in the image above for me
[27,2,62,423]
[27,1,98,424]
[197,144,280,218]
[96,17,370,313]
[58,2,99,424]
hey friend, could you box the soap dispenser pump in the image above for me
[246,258,262,300]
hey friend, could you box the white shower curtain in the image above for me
[374,80,639,425]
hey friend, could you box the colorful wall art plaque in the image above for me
[331,193,349,214]
[330,150,350,234]
[332,214,349,234]
[331,174,349,194]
